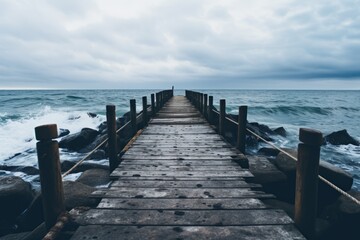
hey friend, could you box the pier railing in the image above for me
[185,89,360,239]
[29,89,173,239]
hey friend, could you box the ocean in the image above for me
[0,89,359,190]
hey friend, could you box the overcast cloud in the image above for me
[0,0,359,89]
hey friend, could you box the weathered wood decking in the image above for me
[71,96,304,239]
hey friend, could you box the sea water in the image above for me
[0,89,359,189]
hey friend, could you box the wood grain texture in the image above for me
[70,95,303,239]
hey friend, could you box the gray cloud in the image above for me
[0,0,359,89]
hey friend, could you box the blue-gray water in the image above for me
[0,89,359,190]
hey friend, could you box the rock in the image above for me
[77,169,110,187]
[246,156,292,202]
[274,149,297,177]
[58,128,70,138]
[16,193,44,231]
[246,122,273,142]
[0,176,33,223]
[338,190,360,217]
[87,112,97,118]
[325,129,359,146]
[0,165,39,175]
[59,128,99,151]
[61,160,109,173]
[78,134,108,153]
[89,149,106,160]
[63,181,100,210]
[273,127,287,137]
[274,149,354,203]
[262,199,294,218]
[257,147,280,157]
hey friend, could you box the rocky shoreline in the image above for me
[0,110,359,239]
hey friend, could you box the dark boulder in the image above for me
[324,129,359,146]
[274,149,353,203]
[77,169,110,187]
[59,128,99,151]
[246,122,273,142]
[87,112,97,118]
[61,160,109,173]
[63,181,100,210]
[89,149,106,160]
[257,147,280,157]
[273,127,287,137]
[246,156,292,202]
[58,128,70,138]
[0,176,33,223]
[78,133,108,153]
[0,165,39,175]
[16,193,43,231]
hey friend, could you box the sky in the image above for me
[0,0,360,89]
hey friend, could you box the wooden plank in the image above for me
[92,187,267,199]
[97,198,266,209]
[111,170,253,178]
[121,156,245,160]
[110,180,259,188]
[110,177,254,181]
[116,165,243,171]
[120,160,241,166]
[71,225,305,240]
[74,209,294,226]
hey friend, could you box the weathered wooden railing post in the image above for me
[156,93,160,111]
[151,94,155,116]
[208,96,213,123]
[203,94,208,118]
[219,99,226,135]
[200,93,204,113]
[35,124,65,230]
[130,99,137,135]
[295,128,323,239]
[106,105,118,172]
[142,96,148,125]
[237,106,248,153]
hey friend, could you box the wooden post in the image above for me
[295,128,323,239]
[142,96,148,125]
[151,94,155,116]
[106,105,118,172]
[161,91,164,107]
[219,99,226,135]
[130,99,137,135]
[35,124,65,230]
[156,93,160,111]
[237,106,248,153]
[203,94,208,118]
[208,96,213,123]
[172,86,174,97]
[200,93,203,113]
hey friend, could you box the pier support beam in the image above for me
[151,94,155,116]
[35,124,65,230]
[208,96,213,123]
[142,96,148,125]
[203,94,208,118]
[295,128,323,239]
[237,106,247,154]
[106,105,118,172]
[130,99,137,135]
[219,99,226,135]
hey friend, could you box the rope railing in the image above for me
[29,89,174,240]
[185,89,359,238]
[246,127,360,206]
[191,91,360,206]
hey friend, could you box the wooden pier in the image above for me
[70,96,305,239]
